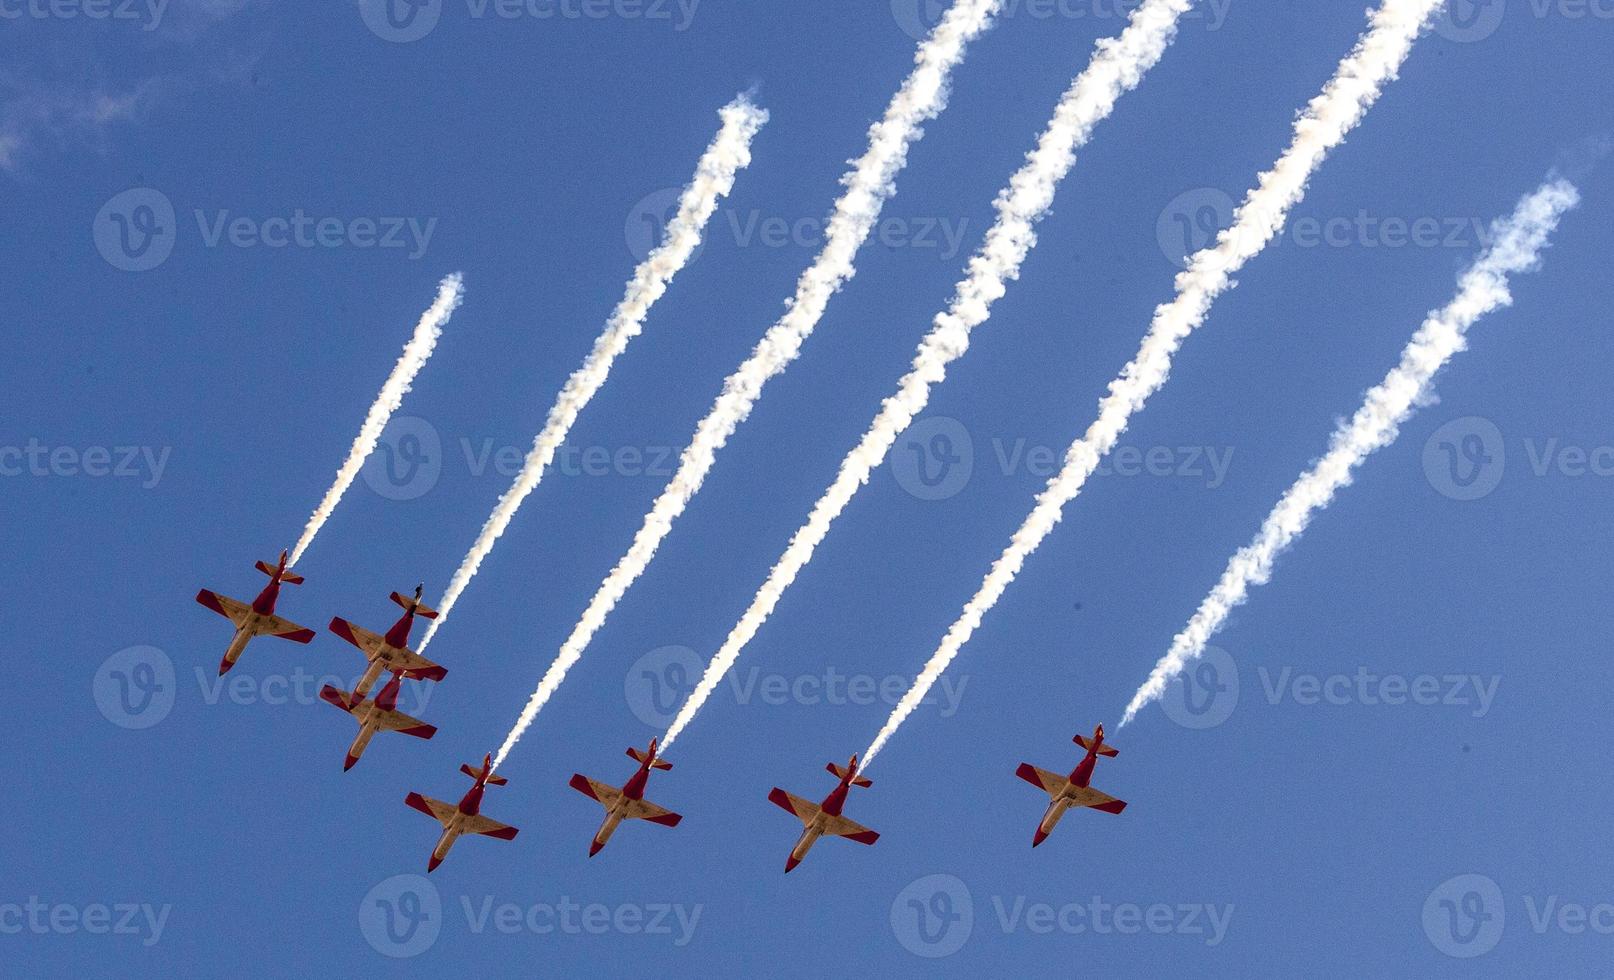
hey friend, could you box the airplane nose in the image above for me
[218,658,233,676]
[343,755,359,772]
[427,855,442,873]
[1032,829,1048,848]
[784,856,800,873]
[588,840,604,858]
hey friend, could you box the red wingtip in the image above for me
[784,856,800,873]
[427,855,442,873]
[588,840,604,858]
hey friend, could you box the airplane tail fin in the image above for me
[1074,734,1118,757]
[257,560,304,585]
[627,746,672,770]
[391,591,439,619]
[461,762,509,785]
[826,762,872,788]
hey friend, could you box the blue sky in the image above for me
[4,0,1611,974]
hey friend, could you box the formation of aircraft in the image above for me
[406,754,521,872]
[769,755,880,873]
[197,554,1129,873]
[569,738,683,857]
[1016,722,1128,847]
[195,552,317,676]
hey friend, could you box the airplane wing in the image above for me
[569,775,623,809]
[370,708,437,739]
[196,590,250,627]
[404,793,458,827]
[385,647,447,682]
[459,814,520,841]
[1068,784,1128,815]
[254,613,315,643]
[319,686,361,714]
[768,788,820,825]
[1016,763,1068,799]
[622,797,683,828]
[329,617,387,656]
[820,813,879,845]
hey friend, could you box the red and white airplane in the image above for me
[769,755,879,873]
[328,585,447,699]
[319,669,437,771]
[569,738,683,857]
[405,754,520,872]
[1016,723,1128,847]
[195,551,316,675]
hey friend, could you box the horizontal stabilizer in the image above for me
[627,746,672,770]
[1074,734,1118,757]
[826,762,872,787]
[392,591,439,619]
[462,763,508,785]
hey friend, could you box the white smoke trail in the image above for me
[492,0,1002,768]
[659,0,1193,750]
[863,0,1447,766]
[418,94,769,651]
[1120,177,1578,726]
[289,273,464,567]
